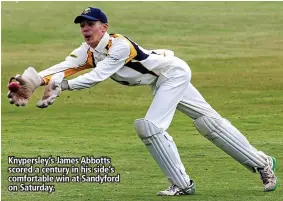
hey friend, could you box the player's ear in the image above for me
[102,23,108,30]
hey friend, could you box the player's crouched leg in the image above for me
[194,115,278,192]
[134,118,195,196]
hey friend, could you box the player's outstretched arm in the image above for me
[8,44,92,108]
[35,44,91,109]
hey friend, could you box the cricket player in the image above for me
[8,7,278,196]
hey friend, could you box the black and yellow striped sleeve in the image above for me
[40,49,96,84]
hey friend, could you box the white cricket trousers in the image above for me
[144,57,268,177]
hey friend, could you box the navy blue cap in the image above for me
[74,7,108,24]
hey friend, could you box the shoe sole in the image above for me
[157,188,195,196]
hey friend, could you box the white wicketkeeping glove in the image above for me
[8,67,43,107]
[36,73,65,109]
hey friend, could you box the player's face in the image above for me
[80,20,108,48]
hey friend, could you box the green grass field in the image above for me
[2,2,283,201]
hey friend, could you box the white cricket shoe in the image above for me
[157,180,195,196]
[259,156,278,192]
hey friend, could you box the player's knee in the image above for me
[134,118,163,139]
[194,115,223,136]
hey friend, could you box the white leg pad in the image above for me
[194,116,267,172]
[135,118,191,189]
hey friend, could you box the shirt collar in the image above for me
[90,32,110,53]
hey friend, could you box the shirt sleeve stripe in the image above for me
[43,49,95,84]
